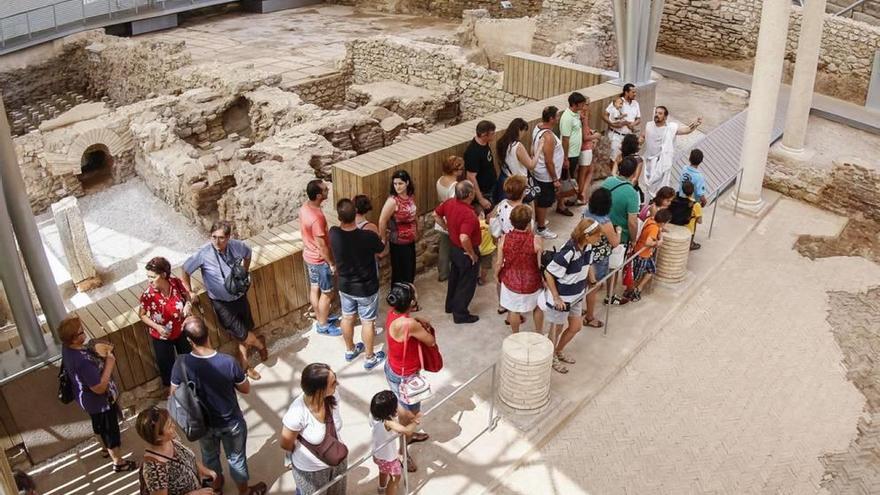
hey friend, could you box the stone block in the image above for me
[51,197,102,292]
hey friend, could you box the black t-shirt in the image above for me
[464,138,496,195]
[329,226,384,297]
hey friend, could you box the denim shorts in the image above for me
[306,262,333,293]
[384,361,421,413]
[592,257,610,282]
[340,291,379,322]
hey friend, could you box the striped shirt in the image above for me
[544,239,592,303]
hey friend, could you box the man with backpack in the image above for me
[601,157,641,305]
[170,317,267,495]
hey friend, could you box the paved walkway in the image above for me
[493,197,880,495]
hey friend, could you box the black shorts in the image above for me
[533,179,556,208]
[211,296,255,341]
[567,155,580,169]
[90,403,122,450]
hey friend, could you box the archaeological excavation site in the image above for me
[0,0,880,493]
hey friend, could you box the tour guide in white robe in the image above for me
[640,106,702,201]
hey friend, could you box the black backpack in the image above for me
[168,356,209,441]
[58,363,74,404]
[214,249,251,298]
[540,246,558,274]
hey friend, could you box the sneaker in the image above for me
[364,351,386,370]
[630,290,642,302]
[328,314,342,324]
[536,227,558,240]
[345,342,365,362]
[315,322,343,336]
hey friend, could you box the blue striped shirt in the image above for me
[545,240,592,303]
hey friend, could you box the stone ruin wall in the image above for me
[326,0,542,18]
[285,72,352,110]
[658,1,880,104]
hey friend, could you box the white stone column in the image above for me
[51,197,102,292]
[731,0,791,216]
[780,0,828,156]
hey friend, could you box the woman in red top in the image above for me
[138,256,193,389]
[494,205,545,334]
[379,171,418,288]
[383,283,434,472]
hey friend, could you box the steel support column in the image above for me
[613,0,666,85]
[0,95,66,339]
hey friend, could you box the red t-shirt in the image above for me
[140,276,189,340]
[385,310,422,376]
[300,204,328,265]
[435,198,480,249]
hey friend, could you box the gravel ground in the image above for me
[35,178,206,308]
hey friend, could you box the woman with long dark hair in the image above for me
[281,363,347,495]
[494,117,538,203]
[379,170,418,289]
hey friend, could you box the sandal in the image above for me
[113,459,137,472]
[408,432,430,444]
[555,352,576,364]
[246,368,262,381]
[256,335,268,362]
[584,318,604,328]
[555,208,574,217]
[552,357,569,374]
[247,482,268,495]
[497,308,508,315]
[99,448,110,458]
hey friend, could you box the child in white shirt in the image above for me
[370,391,420,494]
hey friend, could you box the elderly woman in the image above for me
[384,283,435,472]
[281,363,348,495]
[435,156,463,282]
[139,256,193,390]
[542,218,604,374]
[489,175,531,316]
[379,170,418,288]
[59,315,137,473]
[582,188,621,328]
[494,204,544,334]
[137,406,219,495]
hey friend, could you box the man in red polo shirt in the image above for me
[433,180,481,324]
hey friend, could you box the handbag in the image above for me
[398,324,432,405]
[415,319,443,373]
[608,244,626,270]
[297,400,349,466]
[623,261,635,288]
[58,363,74,404]
[214,248,251,298]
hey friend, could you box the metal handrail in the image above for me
[835,0,868,16]
[707,167,744,239]
[310,362,499,495]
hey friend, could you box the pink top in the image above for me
[389,195,417,245]
[299,204,328,264]
[581,119,594,151]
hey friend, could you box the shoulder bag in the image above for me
[214,248,251,298]
[415,318,443,373]
[398,322,433,405]
[58,362,74,404]
[297,400,349,466]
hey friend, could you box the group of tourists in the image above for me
[56,83,711,495]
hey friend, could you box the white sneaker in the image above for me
[537,227,558,239]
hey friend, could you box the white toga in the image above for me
[640,121,679,200]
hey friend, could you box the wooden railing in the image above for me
[502,52,615,100]
[334,81,622,223]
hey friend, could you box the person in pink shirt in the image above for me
[300,180,341,336]
[577,98,602,205]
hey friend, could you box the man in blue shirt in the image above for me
[182,220,267,381]
[680,149,708,207]
[171,317,266,495]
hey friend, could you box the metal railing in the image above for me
[835,0,868,17]
[0,0,233,53]
[707,168,744,239]
[310,362,499,495]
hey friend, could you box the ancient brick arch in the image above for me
[46,127,133,176]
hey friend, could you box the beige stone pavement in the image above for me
[142,5,458,87]
[493,197,880,495]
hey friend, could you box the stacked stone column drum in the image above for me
[499,332,554,411]
[655,224,692,284]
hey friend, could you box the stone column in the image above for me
[51,197,102,293]
[655,224,691,284]
[499,333,553,412]
[731,0,791,216]
[780,0,828,157]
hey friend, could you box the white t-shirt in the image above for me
[370,417,398,461]
[531,126,563,183]
[620,99,641,134]
[504,141,529,177]
[282,393,343,472]
[643,121,679,159]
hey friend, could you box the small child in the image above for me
[626,208,671,302]
[681,149,708,207]
[475,205,497,285]
[669,181,702,250]
[639,186,676,221]
[370,391,420,495]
